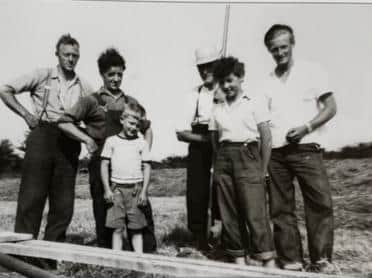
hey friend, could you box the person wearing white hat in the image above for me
[176,46,222,250]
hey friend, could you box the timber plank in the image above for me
[0,241,273,277]
[0,232,33,243]
[17,240,345,278]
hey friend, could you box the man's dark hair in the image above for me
[213,56,245,81]
[264,24,295,48]
[97,48,126,75]
[55,33,79,53]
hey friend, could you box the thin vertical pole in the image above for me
[221,4,231,57]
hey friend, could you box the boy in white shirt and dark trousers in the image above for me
[209,57,276,267]
[101,103,152,253]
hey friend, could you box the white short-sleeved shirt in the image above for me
[262,60,333,148]
[101,135,151,184]
[176,85,223,131]
[209,92,270,143]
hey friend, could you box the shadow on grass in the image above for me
[162,226,194,248]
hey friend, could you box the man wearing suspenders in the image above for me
[58,48,156,252]
[176,47,223,250]
[0,34,92,258]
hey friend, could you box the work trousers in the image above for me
[214,142,275,260]
[268,143,334,265]
[15,124,80,242]
[186,141,213,240]
[89,156,156,252]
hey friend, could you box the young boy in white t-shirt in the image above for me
[100,104,152,253]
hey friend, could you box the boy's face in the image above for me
[101,66,124,93]
[120,114,140,138]
[218,73,243,101]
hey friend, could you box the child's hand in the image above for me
[137,189,148,208]
[104,189,114,203]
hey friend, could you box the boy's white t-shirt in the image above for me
[101,135,151,184]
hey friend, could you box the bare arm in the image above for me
[309,93,337,129]
[138,162,151,206]
[144,127,154,150]
[176,130,209,143]
[257,121,272,177]
[100,159,113,202]
[286,93,337,143]
[58,122,98,153]
[0,85,38,129]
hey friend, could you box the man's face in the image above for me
[267,32,294,67]
[120,114,140,138]
[197,61,217,87]
[219,73,243,101]
[56,43,80,73]
[101,66,124,93]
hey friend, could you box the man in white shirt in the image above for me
[176,47,222,250]
[263,24,337,273]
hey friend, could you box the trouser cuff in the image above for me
[225,248,246,258]
[251,251,277,261]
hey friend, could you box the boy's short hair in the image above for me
[55,33,79,53]
[98,48,126,75]
[121,102,142,120]
[264,24,295,48]
[213,56,245,81]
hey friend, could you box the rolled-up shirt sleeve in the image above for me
[5,68,48,94]
[101,137,114,160]
[308,63,333,100]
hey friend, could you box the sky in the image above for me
[0,0,371,160]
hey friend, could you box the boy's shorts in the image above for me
[106,182,148,230]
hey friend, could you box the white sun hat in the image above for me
[195,46,222,65]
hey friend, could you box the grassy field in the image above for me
[0,158,371,277]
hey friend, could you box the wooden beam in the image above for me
[0,232,33,243]
[0,252,58,278]
[0,239,348,278]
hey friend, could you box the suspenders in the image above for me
[38,69,53,123]
[193,85,203,124]
[38,70,85,123]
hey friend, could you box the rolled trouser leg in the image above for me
[290,146,334,263]
[268,148,303,266]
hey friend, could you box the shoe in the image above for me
[263,259,279,269]
[306,259,342,275]
[234,256,246,265]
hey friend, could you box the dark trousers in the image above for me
[89,156,156,252]
[214,143,275,260]
[15,124,80,242]
[186,141,213,239]
[268,143,334,265]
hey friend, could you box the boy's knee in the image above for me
[114,227,126,235]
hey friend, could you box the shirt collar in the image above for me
[53,65,80,84]
[222,90,250,108]
[98,86,126,99]
[270,59,296,81]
